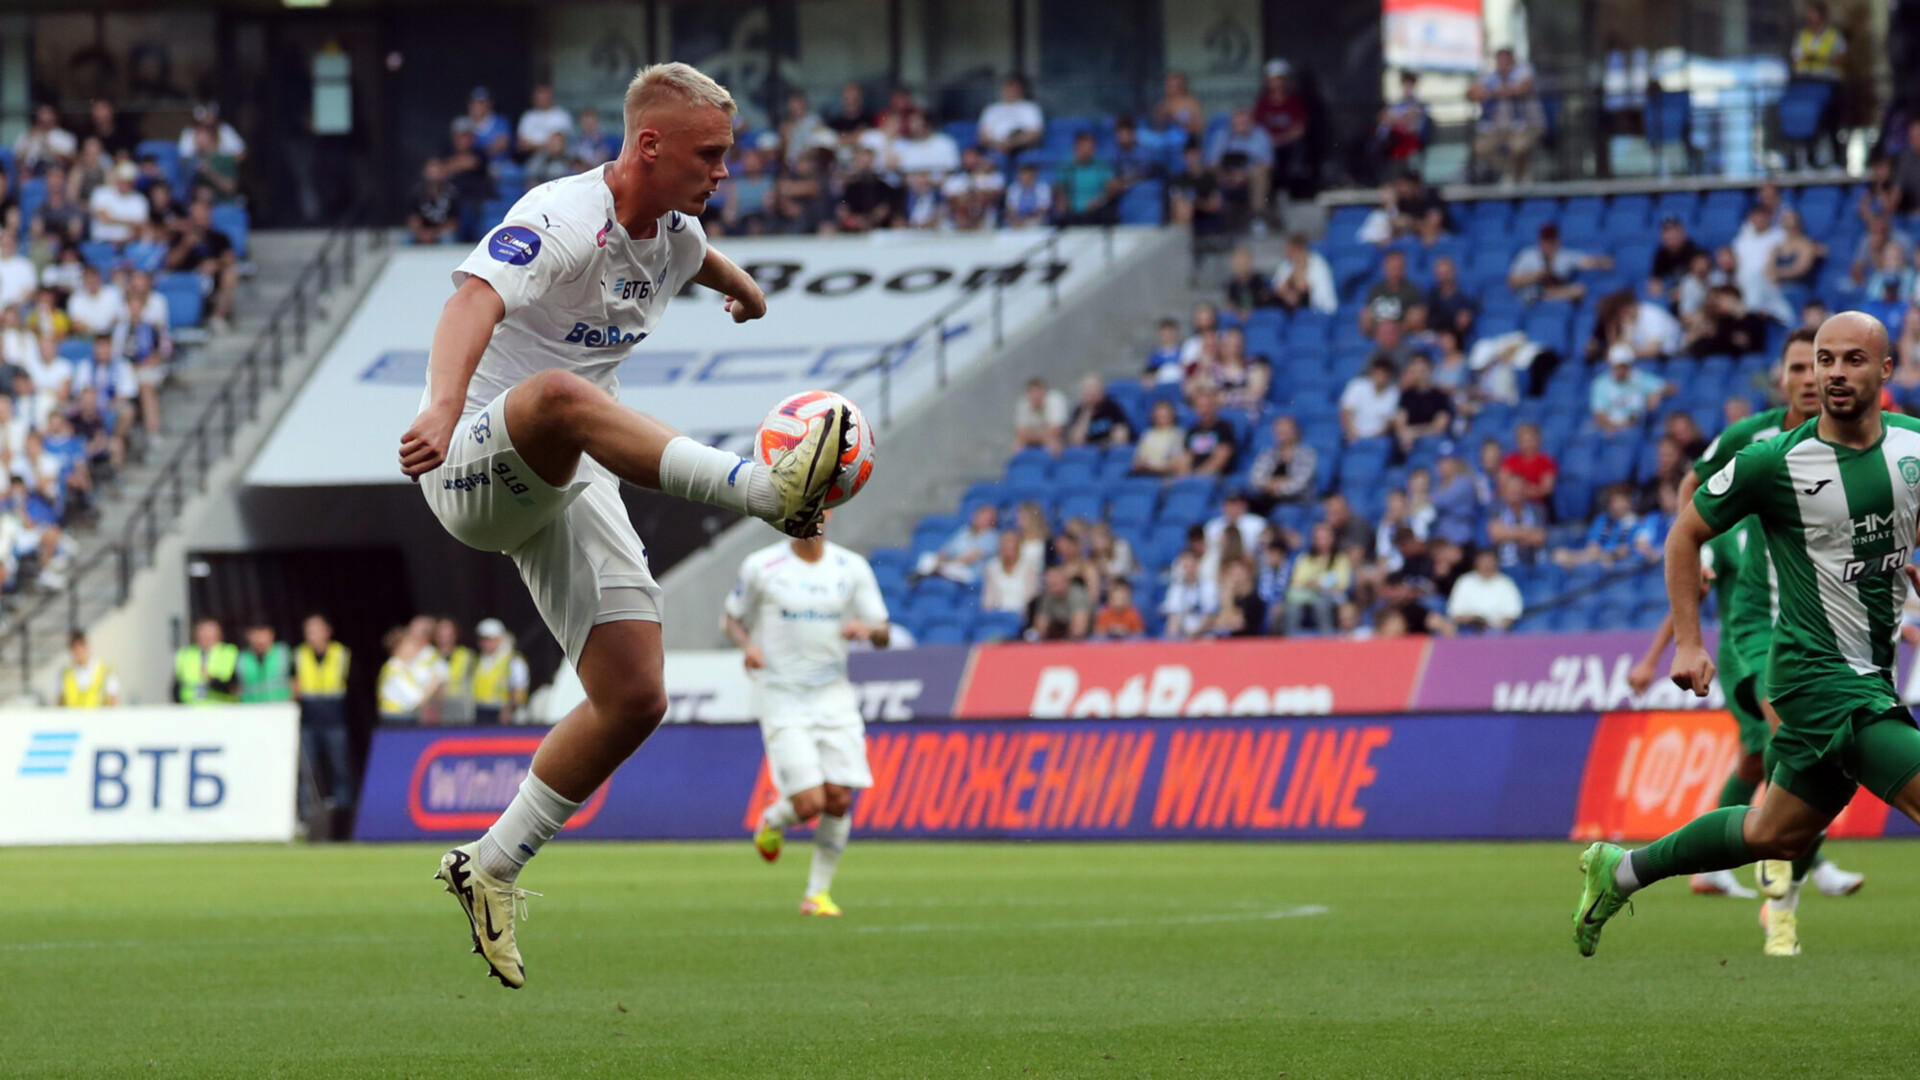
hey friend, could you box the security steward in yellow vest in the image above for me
[1789,2,1848,163]
[174,617,240,705]
[57,631,119,707]
[296,614,354,810]
[472,618,528,726]
[434,617,476,725]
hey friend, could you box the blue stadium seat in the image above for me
[920,621,970,646]
[972,612,1025,643]
[869,548,912,574]
[155,273,204,328]
[208,204,249,259]
[1652,190,1699,225]
[1118,180,1165,226]
[1057,493,1104,524]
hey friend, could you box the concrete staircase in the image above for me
[0,227,387,702]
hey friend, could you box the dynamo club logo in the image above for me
[469,411,492,445]
[487,225,541,266]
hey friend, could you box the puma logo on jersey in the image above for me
[1802,478,1833,495]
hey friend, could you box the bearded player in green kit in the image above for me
[1576,312,1920,959]
[1626,327,1865,903]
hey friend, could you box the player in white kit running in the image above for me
[724,511,890,916]
[400,63,850,989]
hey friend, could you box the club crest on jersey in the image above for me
[1900,456,1920,488]
[564,322,647,348]
[469,411,492,444]
[487,226,541,266]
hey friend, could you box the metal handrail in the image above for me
[4,207,385,692]
[830,226,1117,429]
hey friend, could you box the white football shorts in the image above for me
[421,384,662,664]
[758,681,872,795]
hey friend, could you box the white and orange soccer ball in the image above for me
[753,390,876,509]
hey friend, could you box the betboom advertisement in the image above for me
[0,705,299,845]
[354,632,1920,844]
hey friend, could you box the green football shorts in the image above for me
[1768,678,1920,816]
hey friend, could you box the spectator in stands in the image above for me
[67,266,122,338]
[1144,318,1184,384]
[1587,288,1683,365]
[186,124,241,205]
[68,386,124,471]
[918,504,1001,585]
[1361,249,1423,336]
[516,84,572,157]
[524,131,574,187]
[876,85,924,134]
[166,200,239,332]
[1088,520,1137,581]
[1160,550,1219,639]
[1424,255,1477,339]
[31,174,86,252]
[66,137,110,205]
[1252,59,1310,184]
[1245,415,1317,513]
[1055,132,1118,226]
[1066,374,1131,448]
[1092,578,1146,639]
[1633,475,1680,558]
[776,92,825,168]
[117,270,171,435]
[1555,484,1639,567]
[942,146,1005,231]
[978,75,1045,161]
[1590,353,1672,434]
[1012,376,1069,455]
[1002,162,1052,230]
[1028,565,1091,641]
[1687,283,1772,359]
[1223,246,1274,316]
[837,147,900,232]
[145,178,182,230]
[441,123,495,218]
[1801,298,1831,332]
[1154,71,1206,139]
[1489,471,1547,566]
[1469,47,1546,183]
[1850,214,1913,290]
[406,159,459,245]
[1369,70,1429,178]
[0,234,33,311]
[1210,560,1270,637]
[1182,388,1238,476]
[1379,170,1449,243]
[459,88,512,160]
[1768,207,1827,291]
[1731,202,1792,323]
[1283,523,1350,635]
[981,530,1038,615]
[178,103,245,160]
[1647,216,1706,301]
[1270,232,1337,314]
[825,83,874,148]
[1167,145,1223,232]
[1206,108,1275,221]
[1340,356,1400,443]
[1205,327,1270,410]
[891,112,960,181]
[1509,223,1612,303]
[1132,399,1187,477]
[571,107,619,170]
[89,163,148,247]
[1500,422,1557,506]
[1205,489,1267,563]
[1431,454,1480,546]
[1391,355,1452,459]
[1109,114,1159,187]
[1320,493,1373,558]
[1448,549,1523,632]
[14,104,76,177]
[39,247,84,303]
[1180,301,1221,372]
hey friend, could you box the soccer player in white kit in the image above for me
[724,511,890,916]
[399,63,851,989]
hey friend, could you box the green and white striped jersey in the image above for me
[1693,408,1788,665]
[1694,414,1920,694]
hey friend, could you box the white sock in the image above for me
[808,813,850,897]
[1613,851,1642,894]
[760,797,800,830]
[658,436,780,518]
[476,771,583,883]
[1768,881,1803,915]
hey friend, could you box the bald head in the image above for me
[1816,310,1891,359]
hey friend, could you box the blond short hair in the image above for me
[623,62,737,139]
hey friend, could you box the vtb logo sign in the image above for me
[91,746,227,811]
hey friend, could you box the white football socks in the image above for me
[658,435,780,518]
[476,772,583,883]
[760,797,800,830]
[1768,880,1804,916]
[809,813,850,897]
[1613,852,1642,894]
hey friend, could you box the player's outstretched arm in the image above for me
[1664,502,1719,696]
[399,277,506,478]
[693,247,767,324]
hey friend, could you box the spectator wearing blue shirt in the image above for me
[1055,132,1118,226]
[461,88,513,161]
[1206,108,1275,220]
[1589,354,1673,435]
[1631,481,1678,561]
[1555,485,1639,567]
[1432,455,1481,547]
[1144,318,1184,384]
[570,108,619,169]
[1110,116,1160,187]
[914,504,1002,585]
[1487,472,1546,567]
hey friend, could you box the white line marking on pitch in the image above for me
[854,904,1330,934]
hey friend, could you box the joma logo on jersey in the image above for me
[610,277,652,301]
[563,323,648,348]
[1843,547,1910,583]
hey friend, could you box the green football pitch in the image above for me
[6,840,1919,1079]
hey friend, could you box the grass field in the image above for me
[6,840,1920,1079]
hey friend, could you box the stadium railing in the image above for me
[0,206,387,689]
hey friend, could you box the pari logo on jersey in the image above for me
[486,226,542,266]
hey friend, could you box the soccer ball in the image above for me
[753,390,876,509]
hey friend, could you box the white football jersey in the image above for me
[427,166,710,418]
[725,541,889,691]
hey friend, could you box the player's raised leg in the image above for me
[436,619,666,987]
